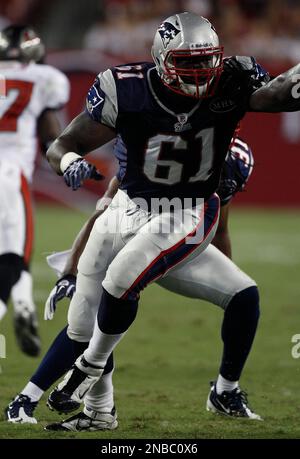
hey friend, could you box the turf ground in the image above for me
[0,205,300,439]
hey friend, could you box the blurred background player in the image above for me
[5,136,254,427]
[0,25,70,356]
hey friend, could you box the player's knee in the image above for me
[227,286,260,322]
[67,323,93,342]
[103,249,148,298]
[78,252,108,277]
[0,253,23,303]
[67,292,96,342]
[97,288,138,334]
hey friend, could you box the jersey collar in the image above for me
[147,67,202,121]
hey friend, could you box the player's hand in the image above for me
[220,56,269,95]
[44,274,76,320]
[63,158,104,190]
[220,56,252,94]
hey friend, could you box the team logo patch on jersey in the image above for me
[158,21,180,48]
[174,113,191,132]
[86,82,104,115]
[209,97,236,113]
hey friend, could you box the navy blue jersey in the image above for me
[217,137,254,206]
[86,58,267,203]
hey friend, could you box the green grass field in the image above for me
[1,205,300,439]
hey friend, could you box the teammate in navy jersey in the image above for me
[211,136,254,258]
[40,10,300,427]
[5,136,255,427]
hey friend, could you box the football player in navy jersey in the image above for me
[6,136,255,428]
[9,10,300,427]
[43,10,300,426]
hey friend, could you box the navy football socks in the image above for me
[29,286,257,391]
[30,326,114,391]
[219,286,260,381]
[30,326,76,391]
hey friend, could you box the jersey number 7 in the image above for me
[0,80,33,132]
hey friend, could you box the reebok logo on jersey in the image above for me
[158,21,180,48]
[209,97,236,113]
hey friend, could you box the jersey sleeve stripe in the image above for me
[231,145,252,161]
[233,137,250,150]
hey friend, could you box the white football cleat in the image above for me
[45,406,118,432]
[5,394,38,424]
[47,355,103,413]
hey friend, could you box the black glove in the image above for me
[44,274,76,320]
[219,56,270,97]
[63,158,104,190]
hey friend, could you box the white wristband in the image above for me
[60,152,82,173]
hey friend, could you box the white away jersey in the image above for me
[0,61,70,181]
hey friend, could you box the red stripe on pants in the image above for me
[21,174,34,265]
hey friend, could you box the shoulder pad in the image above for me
[86,69,117,128]
[33,63,70,109]
[110,62,154,112]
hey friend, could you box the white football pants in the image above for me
[68,191,255,342]
[0,161,33,261]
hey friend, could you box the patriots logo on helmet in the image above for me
[158,21,180,48]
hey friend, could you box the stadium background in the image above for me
[1,0,300,439]
[2,0,300,210]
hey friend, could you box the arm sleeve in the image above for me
[85,69,118,128]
